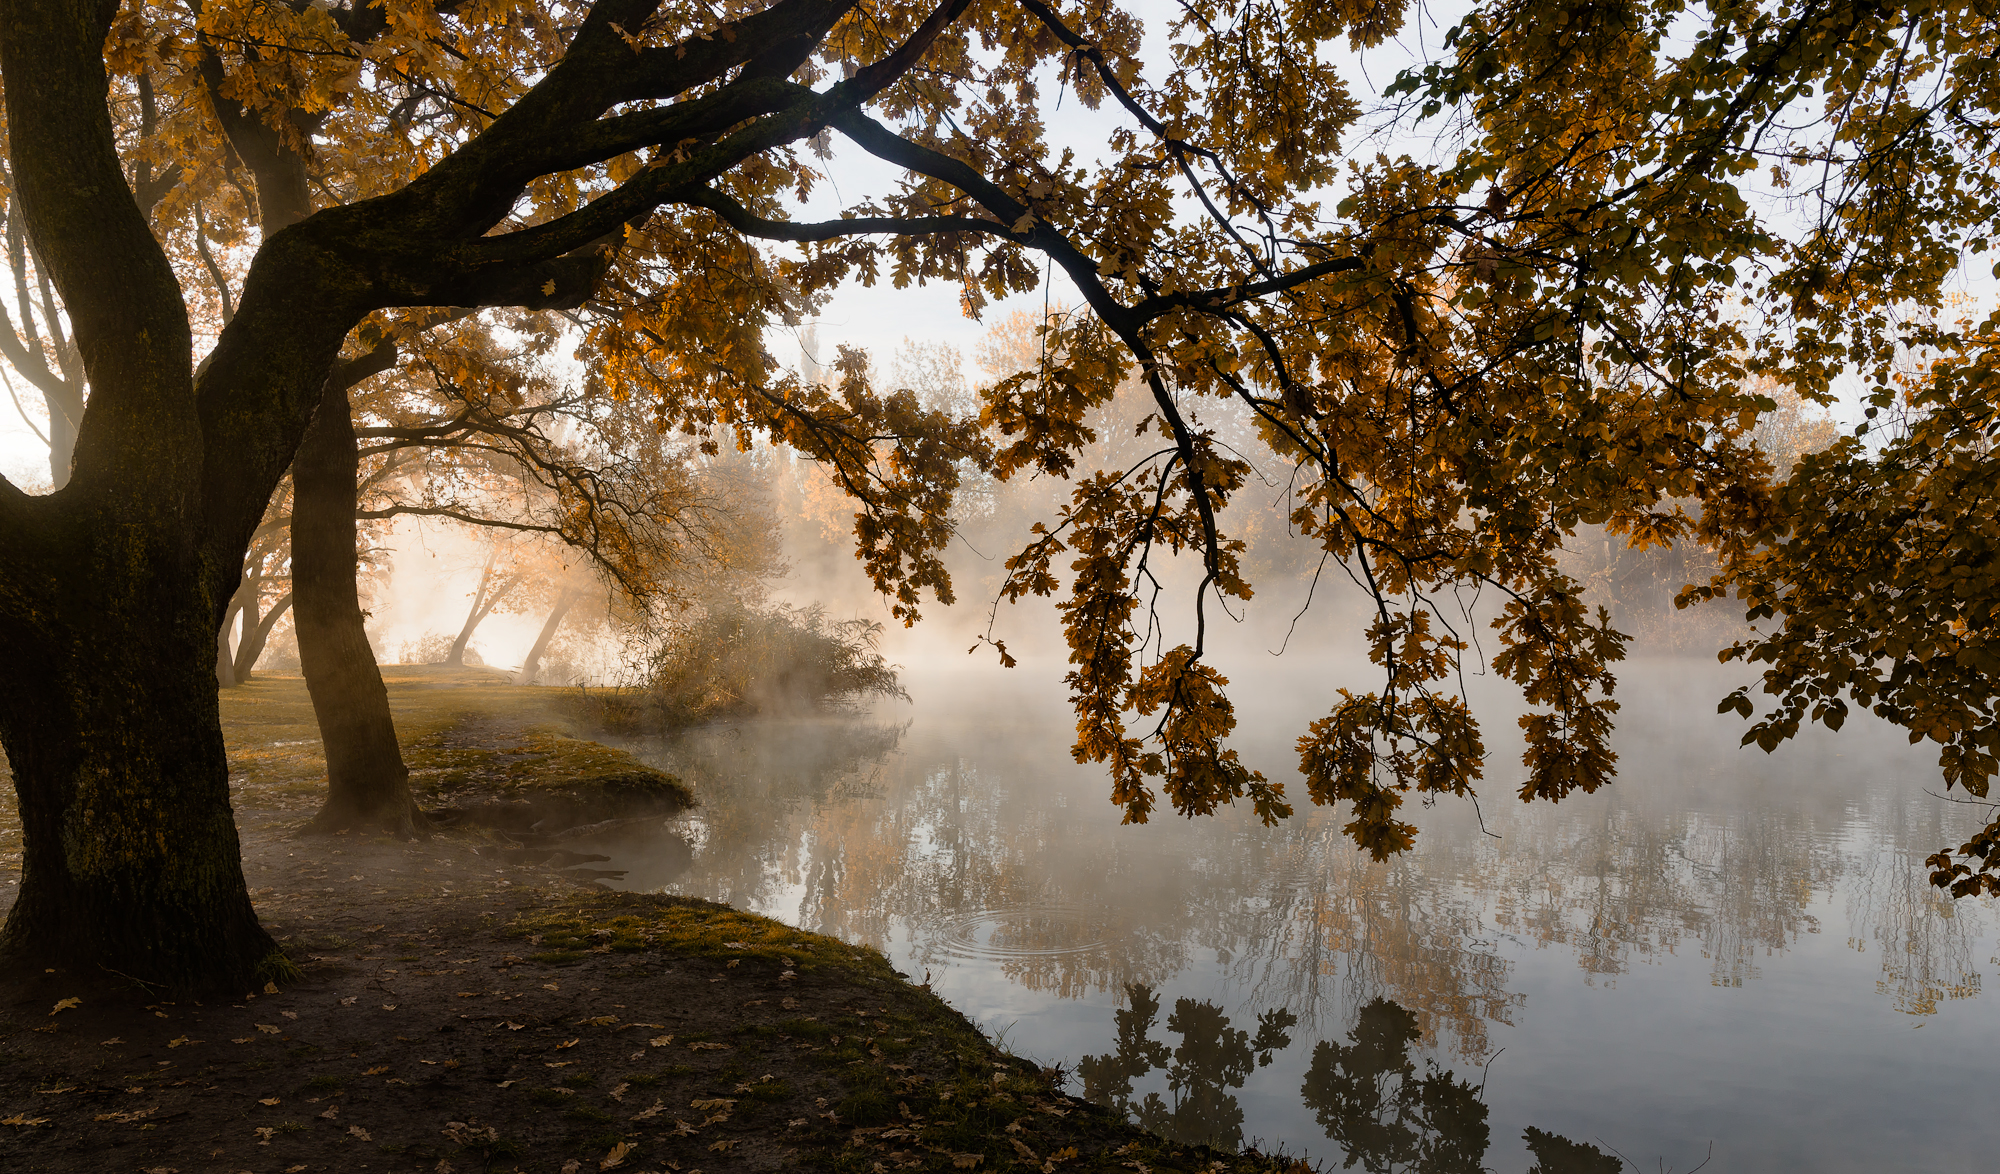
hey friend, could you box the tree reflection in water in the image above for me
[1082,989,1620,1174]
[1078,984,1296,1152]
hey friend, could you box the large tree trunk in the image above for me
[519,586,583,684]
[292,375,426,837]
[0,540,275,993]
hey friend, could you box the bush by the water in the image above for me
[645,603,906,723]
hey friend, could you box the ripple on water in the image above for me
[934,904,1111,961]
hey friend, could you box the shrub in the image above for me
[644,602,905,724]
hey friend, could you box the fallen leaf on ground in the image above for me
[708,1139,737,1153]
[49,997,81,1015]
[339,997,358,1006]
[319,1105,339,1120]
[2,1115,50,1127]
[630,1100,665,1121]
[255,1127,276,1144]
[167,1036,199,1048]
[381,1004,398,1010]
[232,1037,256,1044]
[364,1066,391,1075]
[280,1011,297,1020]
[556,1037,579,1049]
[648,1035,674,1047]
[101,1037,124,1045]
[348,1124,372,1141]
[608,1082,629,1102]
[258,1098,280,1106]
[599,1141,634,1169]
[952,1156,984,1169]
[687,1041,729,1051]
[256,1024,282,1034]
[543,982,559,991]
[689,1098,736,1112]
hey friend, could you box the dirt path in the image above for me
[0,675,1302,1174]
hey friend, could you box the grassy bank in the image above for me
[0,669,1309,1173]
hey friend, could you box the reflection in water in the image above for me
[596,664,1999,1170]
[1079,989,1624,1174]
[1077,984,1296,1151]
[1300,997,1490,1174]
[1298,997,1623,1173]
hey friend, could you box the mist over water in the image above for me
[570,652,1998,1172]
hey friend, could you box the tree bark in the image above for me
[520,587,583,684]
[0,605,276,992]
[292,374,426,838]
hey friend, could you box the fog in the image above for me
[177,315,1995,1172]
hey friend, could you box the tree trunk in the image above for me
[519,587,582,684]
[292,375,426,837]
[445,549,511,667]
[232,591,292,683]
[0,543,275,993]
[216,598,240,688]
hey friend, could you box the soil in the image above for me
[0,671,1304,1174]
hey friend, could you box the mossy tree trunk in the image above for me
[0,532,276,990]
[293,369,428,838]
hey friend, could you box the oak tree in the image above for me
[0,0,1994,993]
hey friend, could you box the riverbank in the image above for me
[0,671,1305,1173]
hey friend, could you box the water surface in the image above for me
[593,658,1997,1172]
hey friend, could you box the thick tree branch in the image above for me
[674,183,1004,242]
[0,0,195,504]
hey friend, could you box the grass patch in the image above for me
[507,891,886,978]
[509,890,1303,1173]
[217,666,693,819]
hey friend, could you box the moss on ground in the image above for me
[218,666,692,821]
[507,891,1310,1174]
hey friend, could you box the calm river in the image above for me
[593,656,1998,1172]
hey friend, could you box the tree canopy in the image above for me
[0,0,1997,987]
